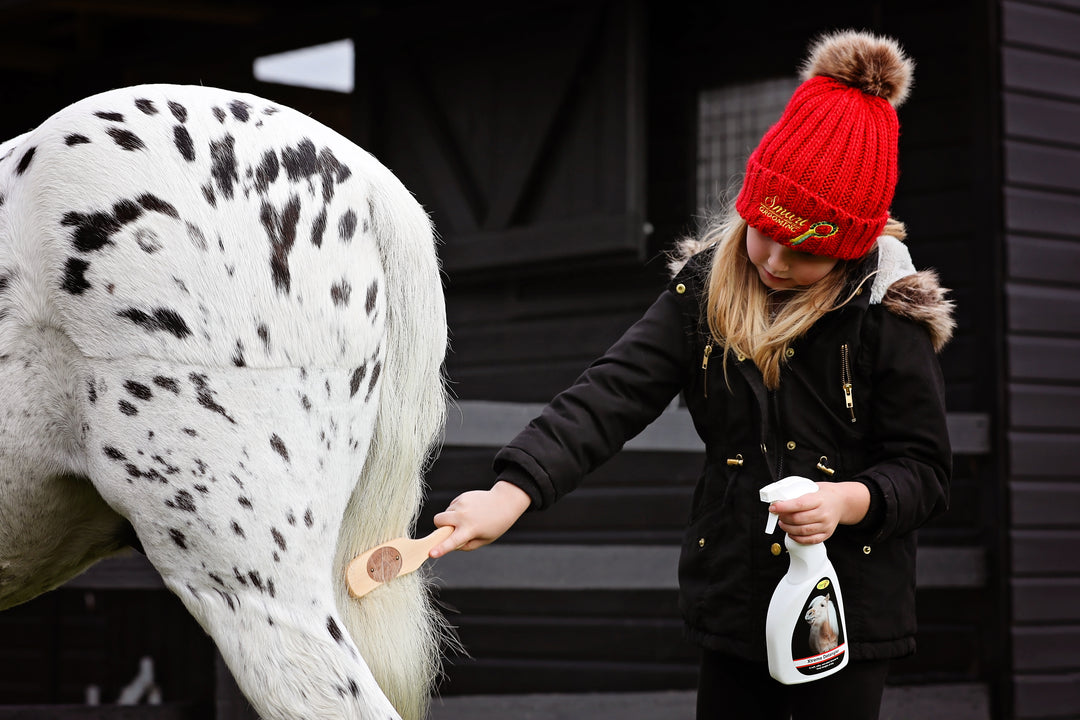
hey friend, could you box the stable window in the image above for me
[697,76,798,212]
[253,39,354,94]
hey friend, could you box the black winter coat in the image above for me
[494,239,954,662]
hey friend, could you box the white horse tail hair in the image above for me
[331,156,450,720]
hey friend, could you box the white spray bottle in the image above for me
[760,476,849,684]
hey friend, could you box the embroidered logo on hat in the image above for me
[758,196,810,233]
[756,196,840,247]
[791,221,839,246]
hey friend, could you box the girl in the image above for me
[430,29,954,720]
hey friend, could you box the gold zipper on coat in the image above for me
[702,344,713,398]
[841,343,856,423]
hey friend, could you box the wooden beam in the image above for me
[0,706,200,719]
[430,544,985,591]
[428,684,992,720]
[446,400,992,456]
[441,215,644,272]
[65,542,986,593]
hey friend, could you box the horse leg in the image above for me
[0,325,133,610]
[82,355,400,720]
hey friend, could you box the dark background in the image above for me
[0,1,1077,718]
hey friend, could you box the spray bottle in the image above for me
[760,476,848,684]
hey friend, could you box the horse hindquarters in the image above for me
[1,83,447,718]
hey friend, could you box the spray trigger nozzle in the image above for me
[765,510,779,535]
[760,476,819,534]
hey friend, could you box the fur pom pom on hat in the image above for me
[735,30,915,260]
[801,29,914,107]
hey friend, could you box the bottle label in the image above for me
[790,577,846,676]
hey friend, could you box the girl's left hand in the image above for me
[770,481,870,544]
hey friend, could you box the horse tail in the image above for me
[331,156,449,720]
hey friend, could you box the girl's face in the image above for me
[745,224,840,290]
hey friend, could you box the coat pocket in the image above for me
[678,502,746,631]
[829,531,918,646]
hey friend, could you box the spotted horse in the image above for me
[0,85,448,720]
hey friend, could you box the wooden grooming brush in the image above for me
[346,526,454,599]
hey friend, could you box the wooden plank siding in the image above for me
[0,709,203,720]
[1002,0,1080,717]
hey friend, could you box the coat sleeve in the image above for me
[494,286,694,510]
[853,308,952,542]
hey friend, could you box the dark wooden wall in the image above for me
[1000,1,1080,717]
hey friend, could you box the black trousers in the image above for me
[696,650,890,720]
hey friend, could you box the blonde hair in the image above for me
[697,208,907,390]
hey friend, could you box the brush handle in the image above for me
[346,526,454,599]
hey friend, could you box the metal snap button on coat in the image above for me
[785,347,795,358]
[863,545,872,555]
[698,537,706,548]
[771,543,782,556]
[786,441,796,451]
[676,283,686,294]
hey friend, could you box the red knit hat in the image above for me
[735,30,915,260]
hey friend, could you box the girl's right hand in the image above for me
[429,481,532,558]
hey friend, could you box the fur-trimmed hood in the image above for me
[666,235,955,352]
[880,270,955,353]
